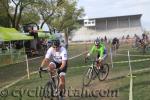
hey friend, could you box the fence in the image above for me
[1,43,150,100]
[0,48,26,67]
[110,47,150,100]
[0,52,43,88]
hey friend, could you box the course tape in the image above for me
[1,52,150,91]
[117,48,137,52]
[0,76,26,91]
[1,60,150,92]
[0,71,37,91]
[116,53,150,57]
[133,67,150,73]
[69,51,87,60]
[0,51,87,67]
[0,56,43,67]
[113,58,150,64]
[0,52,87,91]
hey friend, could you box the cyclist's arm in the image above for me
[60,60,67,70]
[89,46,95,55]
[41,58,50,67]
[60,49,68,70]
[99,47,105,59]
[41,48,52,67]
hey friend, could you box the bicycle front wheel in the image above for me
[42,82,53,100]
[98,64,109,81]
[83,67,93,86]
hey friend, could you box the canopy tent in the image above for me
[0,32,11,41]
[37,29,56,39]
[38,31,51,38]
[0,27,33,41]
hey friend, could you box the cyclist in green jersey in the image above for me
[86,38,108,69]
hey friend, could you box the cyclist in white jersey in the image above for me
[40,39,68,96]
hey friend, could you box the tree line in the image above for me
[0,0,85,45]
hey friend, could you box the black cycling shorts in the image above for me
[51,60,68,74]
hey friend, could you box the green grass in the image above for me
[0,43,90,88]
[115,71,150,100]
[0,57,44,88]
[0,43,150,100]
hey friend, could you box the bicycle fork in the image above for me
[86,66,93,78]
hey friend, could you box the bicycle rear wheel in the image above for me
[83,67,93,86]
[98,64,109,81]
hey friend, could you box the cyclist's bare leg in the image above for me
[48,63,56,76]
[96,60,103,69]
[96,61,101,69]
[100,54,108,69]
[59,75,65,96]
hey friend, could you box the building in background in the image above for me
[71,14,143,41]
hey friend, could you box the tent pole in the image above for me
[23,40,25,54]
[10,41,13,64]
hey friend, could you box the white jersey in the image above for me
[45,46,68,63]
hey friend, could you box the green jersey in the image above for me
[89,43,105,58]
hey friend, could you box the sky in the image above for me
[77,0,150,30]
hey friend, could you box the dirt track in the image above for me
[64,68,129,100]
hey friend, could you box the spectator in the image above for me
[104,36,107,43]
[28,27,38,39]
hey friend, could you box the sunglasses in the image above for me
[53,46,58,48]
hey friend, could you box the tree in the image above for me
[0,0,11,27]
[0,0,40,30]
[20,8,40,25]
[49,0,84,48]
[0,0,84,43]
[36,0,65,29]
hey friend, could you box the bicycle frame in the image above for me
[39,68,58,82]
[86,58,104,81]
[83,55,110,87]
[92,61,104,81]
[39,68,59,98]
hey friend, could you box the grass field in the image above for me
[0,43,150,100]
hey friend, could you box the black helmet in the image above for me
[52,39,60,47]
[47,40,52,47]
[94,38,100,46]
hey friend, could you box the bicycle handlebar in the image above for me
[38,67,49,78]
[85,57,99,63]
[38,67,58,78]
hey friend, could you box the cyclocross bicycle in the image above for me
[83,58,109,86]
[133,40,147,54]
[39,68,63,100]
[111,43,119,53]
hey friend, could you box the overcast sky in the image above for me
[77,0,150,30]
